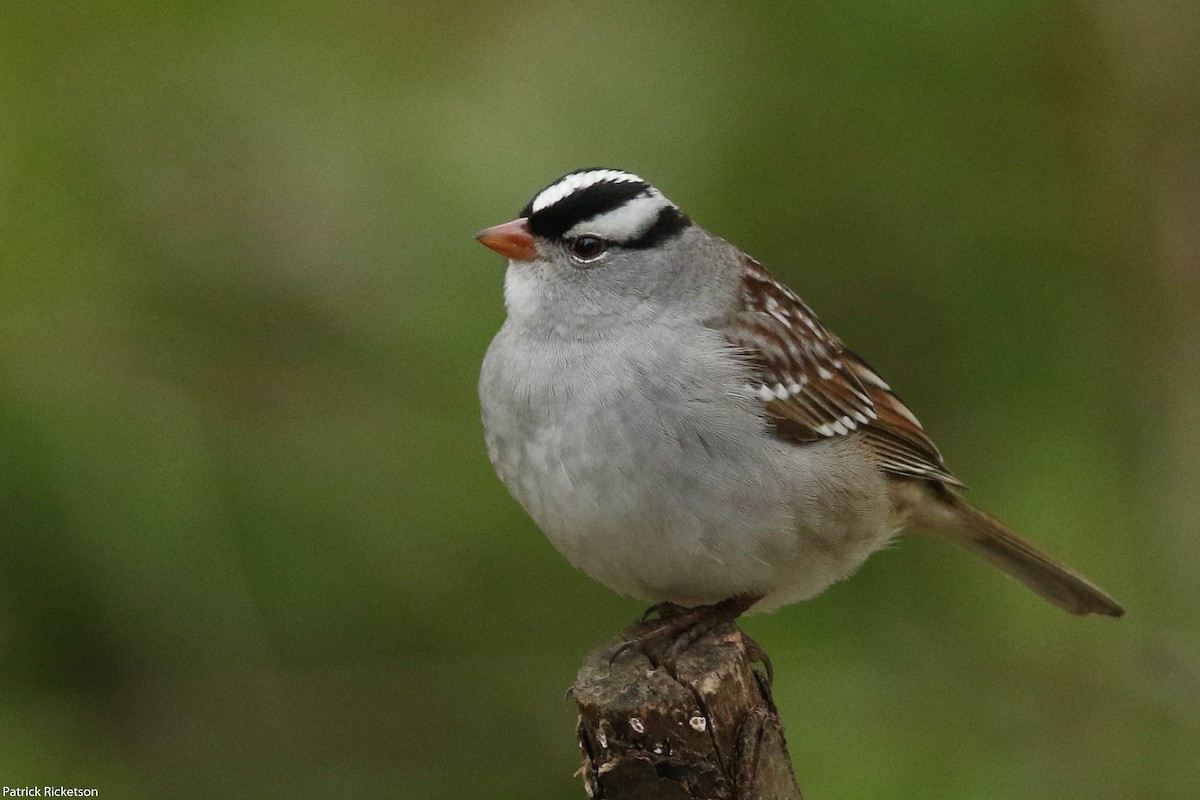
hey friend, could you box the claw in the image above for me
[607,636,643,666]
[739,629,774,686]
[638,601,690,623]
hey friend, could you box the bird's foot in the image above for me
[637,601,690,623]
[609,594,770,683]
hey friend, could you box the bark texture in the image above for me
[573,624,801,800]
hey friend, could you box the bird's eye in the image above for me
[567,235,608,262]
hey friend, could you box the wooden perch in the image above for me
[573,623,802,800]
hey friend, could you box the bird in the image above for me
[475,167,1124,644]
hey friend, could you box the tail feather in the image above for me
[911,488,1125,618]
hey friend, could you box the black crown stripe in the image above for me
[523,179,652,240]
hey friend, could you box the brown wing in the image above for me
[714,256,963,487]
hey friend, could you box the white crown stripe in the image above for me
[563,192,671,241]
[530,169,646,214]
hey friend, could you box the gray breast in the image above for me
[479,320,806,604]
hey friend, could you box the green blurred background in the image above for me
[2,2,1198,797]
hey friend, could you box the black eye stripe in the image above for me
[624,206,691,249]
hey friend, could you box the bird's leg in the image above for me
[610,594,768,679]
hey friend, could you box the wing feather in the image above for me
[713,256,963,487]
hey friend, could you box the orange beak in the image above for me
[474,218,537,262]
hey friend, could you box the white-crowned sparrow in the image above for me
[476,168,1123,623]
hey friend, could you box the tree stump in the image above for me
[573,623,802,799]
